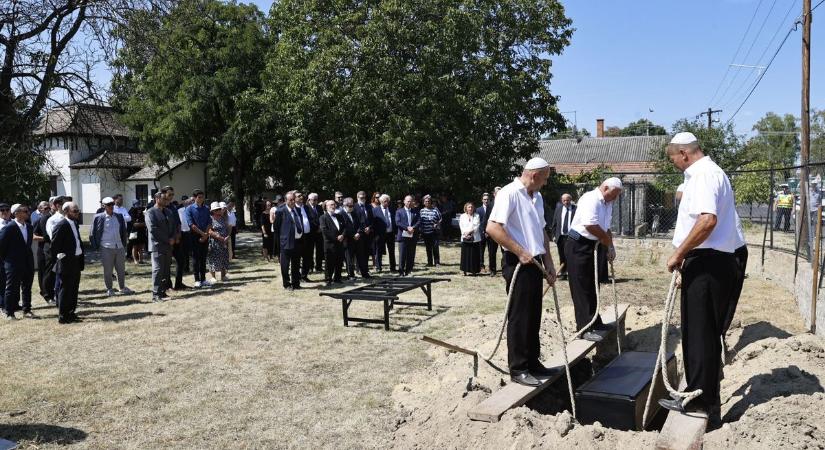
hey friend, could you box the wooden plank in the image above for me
[655,379,708,450]
[467,304,629,422]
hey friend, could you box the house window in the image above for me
[49,175,58,196]
[136,184,148,206]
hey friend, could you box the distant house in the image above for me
[534,134,673,237]
[35,103,206,223]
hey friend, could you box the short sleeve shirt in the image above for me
[488,178,546,257]
[569,188,612,240]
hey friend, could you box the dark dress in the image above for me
[129,207,147,245]
[460,241,482,274]
[261,210,274,251]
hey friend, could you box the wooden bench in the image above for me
[655,379,708,450]
[467,303,629,422]
[319,277,450,330]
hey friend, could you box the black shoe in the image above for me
[510,370,541,387]
[286,286,294,291]
[362,274,373,279]
[333,279,343,284]
[152,296,165,303]
[582,331,604,342]
[658,398,686,413]
[58,316,72,324]
[325,282,333,287]
[529,365,560,378]
[490,272,497,277]
[301,277,311,283]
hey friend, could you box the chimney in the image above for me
[596,119,605,138]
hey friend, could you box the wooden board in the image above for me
[467,304,629,423]
[655,379,708,450]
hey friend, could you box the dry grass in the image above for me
[0,234,805,449]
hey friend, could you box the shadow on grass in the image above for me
[97,311,166,322]
[0,423,87,445]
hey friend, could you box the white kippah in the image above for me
[524,157,550,170]
[670,132,698,145]
[10,204,22,214]
[101,196,114,205]
[603,177,623,189]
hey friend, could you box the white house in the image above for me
[35,103,207,223]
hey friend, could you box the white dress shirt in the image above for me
[288,207,304,239]
[114,205,132,223]
[15,219,27,243]
[227,211,237,227]
[381,206,392,232]
[673,156,739,253]
[488,177,547,257]
[329,212,340,230]
[66,218,83,256]
[559,204,573,236]
[46,212,64,240]
[569,188,612,241]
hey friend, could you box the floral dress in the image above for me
[208,217,230,272]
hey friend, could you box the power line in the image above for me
[707,0,765,107]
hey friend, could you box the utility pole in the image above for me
[699,108,723,128]
[801,0,815,332]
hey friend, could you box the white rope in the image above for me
[641,271,703,427]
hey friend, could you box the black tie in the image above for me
[562,208,569,234]
[294,208,304,234]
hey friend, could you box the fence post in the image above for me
[812,206,822,334]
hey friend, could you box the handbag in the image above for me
[128,231,138,241]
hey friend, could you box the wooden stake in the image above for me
[812,205,822,333]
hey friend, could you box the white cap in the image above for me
[48,196,57,203]
[10,204,22,214]
[524,157,550,170]
[218,201,227,209]
[210,201,222,211]
[670,132,698,145]
[102,196,114,205]
[603,177,623,190]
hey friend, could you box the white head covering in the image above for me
[524,157,550,170]
[10,204,23,214]
[218,202,227,209]
[210,201,222,211]
[603,177,623,190]
[670,132,698,145]
[101,196,114,205]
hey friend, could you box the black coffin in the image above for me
[575,351,677,431]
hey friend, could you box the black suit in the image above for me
[301,203,320,277]
[373,205,396,272]
[273,205,304,288]
[311,203,325,271]
[33,212,54,301]
[50,219,85,321]
[550,203,576,274]
[0,221,35,314]
[319,212,345,283]
[340,210,359,278]
[353,202,374,277]
[479,202,498,274]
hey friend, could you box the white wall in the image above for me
[159,162,207,200]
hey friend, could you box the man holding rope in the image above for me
[486,157,558,387]
[658,132,738,427]
[564,178,622,342]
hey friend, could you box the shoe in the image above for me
[658,398,686,413]
[4,313,17,321]
[293,285,301,290]
[529,365,559,378]
[107,289,116,297]
[201,280,213,288]
[490,272,497,277]
[23,311,36,319]
[209,278,219,284]
[152,296,165,303]
[333,279,343,284]
[286,286,294,292]
[362,274,373,279]
[194,281,203,288]
[121,287,135,295]
[510,370,541,387]
[582,331,604,342]
[325,281,333,287]
[58,316,72,324]
[221,276,229,282]
[174,284,190,291]
[301,276,311,283]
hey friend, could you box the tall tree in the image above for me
[620,118,667,136]
[742,112,799,168]
[259,0,573,198]
[112,0,267,225]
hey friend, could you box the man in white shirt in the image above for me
[0,204,36,319]
[565,178,622,342]
[319,200,345,285]
[486,157,557,387]
[51,202,85,324]
[89,197,133,297]
[658,132,738,427]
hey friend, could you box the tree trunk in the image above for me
[232,158,246,228]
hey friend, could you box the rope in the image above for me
[641,271,703,427]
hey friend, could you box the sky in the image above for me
[96,0,823,138]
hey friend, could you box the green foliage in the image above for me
[742,112,799,168]
[733,160,773,206]
[620,118,667,136]
[258,0,573,198]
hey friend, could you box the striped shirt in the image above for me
[419,207,441,234]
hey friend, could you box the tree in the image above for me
[742,112,799,168]
[620,118,667,137]
[812,109,825,168]
[733,160,773,218]
[258,0,573,199]
[1,0,167,203]
[112,0,267,226]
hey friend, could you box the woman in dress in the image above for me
[207,202,231,282]
[459,202,482,276]
[260,200,273,261]
[128,200,147,264]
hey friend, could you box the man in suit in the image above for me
[90,196,134,296]
[146,191,177,302]
[353,191,374,278]
[307,193,325,272]
[51,202,85,324]
[373,194,396,273]
[296,191,318,280]
[319,200,345,285]
[0,204,35,319]
[395,195,420,276]
[340,197,360,280]
[0,203,10,314]
[273,191,305,290]
[32,197,55,304]
[550,193,576,278]
[477,193,492,273]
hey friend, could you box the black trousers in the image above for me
[355,235,371,276]
[180,232,192,273]
[774,207,792,231]
[722,245,748,335]
[4,264,33,314]
[280,246,301,288]
[681,249,736,409]
[36,250,49,299]
[42,258,56,301]
[564,237,604,331]
[173,239,187,288]
[398,237,417,275]
[502,251,543,372]
[192,239,209,282]
[343,241,357,278]
[556,235,568,272]
[299,235,313,277]
[324,244,343,282]
[313,232,324,271]
[57,267,81,319]
[486,237,499,274]
[375,232,396,271]
[423,233,440,265]
[230,226,237,256]
[0,262,5,311]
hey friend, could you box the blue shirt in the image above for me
[420,207,441,234]
[186,203,211,232]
